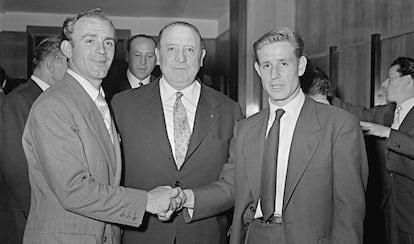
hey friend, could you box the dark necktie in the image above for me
[260,108,285,221]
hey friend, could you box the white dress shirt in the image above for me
[394,97,414,129]
[31,75,50,91]
[255,90,305,218]
[127,69,151,89]
[159,76,201,168]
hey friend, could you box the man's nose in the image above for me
[175,49,186,62]
[271,66,281,79]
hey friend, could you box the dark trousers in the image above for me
[244,219,285,244]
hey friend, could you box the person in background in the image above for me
[21,8,184,244]
[0,66,6,106]
[102,34,158,102]
[0,36,68,244]
[301,66,331,105]
[332,56,414,244]
[111,21,243,244]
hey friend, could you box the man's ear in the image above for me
[60,40,72,59]
[199,49,206,67]
[254,62,262,78]
[155,48,160,65]
[46,57,55,73]
[298,56,307,77]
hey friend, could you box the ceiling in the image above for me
[1,0,229,20]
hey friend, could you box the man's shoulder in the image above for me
[201,84,239,108]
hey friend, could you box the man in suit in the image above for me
[0,36,68,244]
[21,8,184,244]
[103,34,158,101]
[111,21,243,244]
[186,27,368,244]
[332,57,414,244]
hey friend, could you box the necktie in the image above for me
[173,92,191,169]
[260,108,285,221]
[95,93,114,143]
[391,105,402,130]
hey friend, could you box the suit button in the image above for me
[175,181,180,187]
[104,236,107,242]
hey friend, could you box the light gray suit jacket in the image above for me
[22,73,147,244]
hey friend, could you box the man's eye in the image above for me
[281,62,288,66]
[105,40,114,48]
[86,39,94,44]
[261,64,270,69]
[187,48,195,53]
[167,47,175,52]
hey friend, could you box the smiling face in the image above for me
[254,41,307,107]
[156,24,206,90]
[128,37,156,80]
[61,16,115,88]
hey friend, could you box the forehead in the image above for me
[73,16,115,38]
[256,41,296,63]
[388,65,401,76]
[130,37,156,49]
[160,25,200,46]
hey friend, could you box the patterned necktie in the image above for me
[173,92,191,169]
[391,105,402,130]
[260,108,285,221]
[95,93,114,143]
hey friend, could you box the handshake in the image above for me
[146,186,189,221]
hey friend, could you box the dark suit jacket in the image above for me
[102,70,157,102]
[0,79,42,244]
[111,79,243,244]
[213,97,368,244]
[332,98,414,234]
[0,91,5,107]
[22,73,148,244]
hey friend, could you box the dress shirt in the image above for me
[31,75,50,91]
[127,69,151,89]
[159,76,200,166]
[395,97,414,129]
[67,69,106,108]
[255,90,305,218]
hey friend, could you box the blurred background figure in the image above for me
[0,66,6,106]
[300,65,331,105]
[0,35,67,244]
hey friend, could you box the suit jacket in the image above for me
[0,91,5,107]
[102,69,157,102]
[332,98,414,233]
[111,79,243,244]
[217,97,368,244]
[0,79,42,244]
[22,73,148,244]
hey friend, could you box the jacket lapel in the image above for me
[143,80,174,158]
[243,110,268,201]
[283,98,320,208]
[184,84,220,163]
[65,74,117,181]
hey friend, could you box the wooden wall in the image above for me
[296,0,414,107]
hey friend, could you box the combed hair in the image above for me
[391,57,414,79]
[61,8,116,43]
[158,21,204,49]
[32,36,63,68]
[308,67,331,96]
[127,34,157,52]
[253,27,304,61]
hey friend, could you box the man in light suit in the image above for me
[111,21,243,244]
[22,8,184,244]
[332,57,414,244]
[0,36,67,244]
[102,34,159,102]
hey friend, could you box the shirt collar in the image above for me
[399,97,414,113]
[31,75,50,91]
[159,76,200,105]
[67,69,104,102]
[127,69,151,87]
[268,89,305,119]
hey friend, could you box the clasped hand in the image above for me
[146,186,187,221]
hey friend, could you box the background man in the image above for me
[103,34,158,101]
[193,27,368,244]
[111,21,243,244]
[332,57,414,244]
[0,36,67,244]
[21,8,183,243]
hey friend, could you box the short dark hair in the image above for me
[158,21,204,49]
[32,36,63,68]
[61,8,116,43]
[253,27,304,62]
[307,67,331,96]
[127,34,157,52]
[391,57,414,79]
